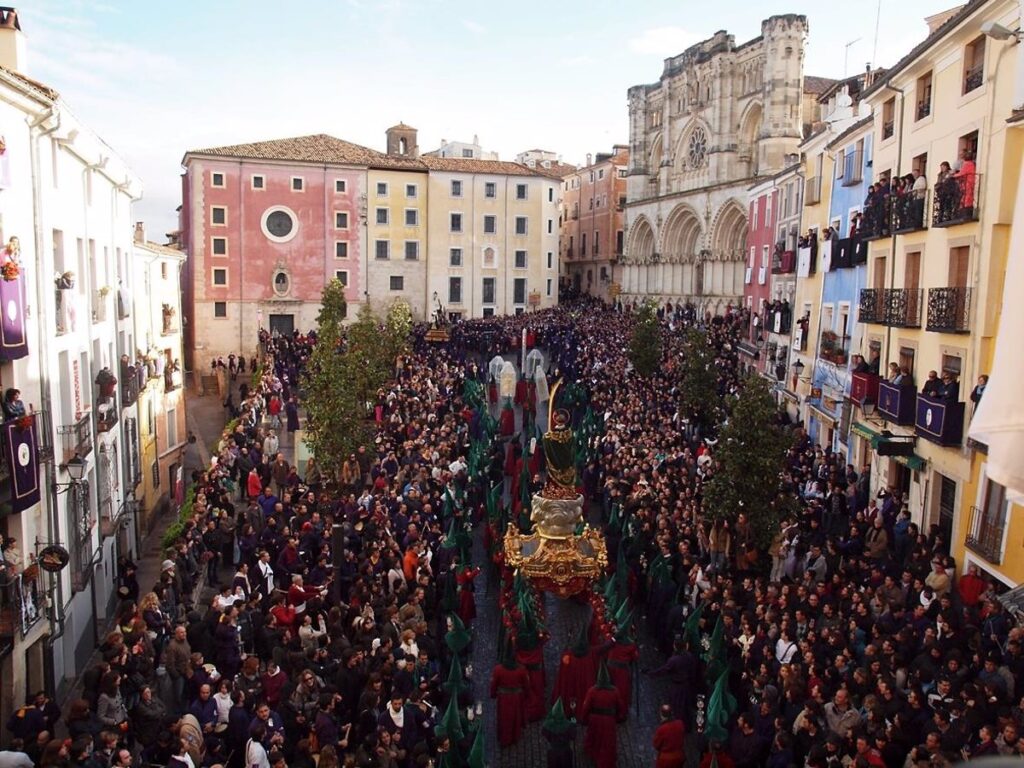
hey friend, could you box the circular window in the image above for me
[261,206,298,243]
[688,127,708,168]
[273,271,290,296]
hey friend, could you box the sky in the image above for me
[25,0,951,238]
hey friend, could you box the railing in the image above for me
[804,176,822,205]
[964,64,984,94]
[883,288,922,328]
[932,173,981,227]
[861,198,891,240]
[859,289,886,324]
[772,250,796,275]
[819,332,849,366]
[916,101,931,120]
[882,120,894,140]
[926,287,971,333]
[0,569,42,641]
[878,380,916,425]
[850,372,880,406]
[161,313,177,336]
[915,393,965,446]
[95,396,117,434]
[58,413,92,464]
[966,504,1005,564]
[842,150,863,186]
[892,191,928,233]
[121,367,141,407]
[164,369,183,393]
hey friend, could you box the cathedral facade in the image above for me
[622,15,830,314]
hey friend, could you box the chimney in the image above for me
[586,153,593,166]
[134,221,145,244]
[0,8,26,73]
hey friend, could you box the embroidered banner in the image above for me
[3,416,40,513]
[0,275,27,360]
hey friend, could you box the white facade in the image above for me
[425,135,499,161]
[0,15,142,724]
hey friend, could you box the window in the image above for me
[835,150,845,181]
[547,252,553,269]
[548,219,553,234]
[211,206,226,225]
[335,179,347,193]
[899,346,916,376]
[548,187,554,202]
[616,230,624,255]
[212,268,227,286]
[450,213,463,233]
[405,209,418,226]
[335,212,349,229]
[912,153,928,179]
[484,215,497,234]
[292,177,304,191]
[211,171,225,187]
[513,278,527,304]
[916,71,933,120]
[212,237,227,256]
[461,148,474,158]
[581,233,587,256]
[389,276,404,291]
[451,180,463,197]
[485,182,497,198]
[214,301,226,318]
[376,182,388,196]
[483,307,495,318]
[514,250,527,269]
[882,97,895,140]
[335,270,348,286]
[335,241,349,259]
[482,277,496,304]
[515,217,527,235]
[546,278,553,297]
[964,35,986,94]
[594,230,600,254]
[376,208,389,225]
[516,184,528,200]
[449,277,462,304]
[406,183,417,198]
[404,241,419,261]
[375,240,390,260]
[598,169,604,179]
[252,175,265,190]
[450,248,463,267]
[941,354,962,378]
[167,408,178,447]
[262,207,297,243]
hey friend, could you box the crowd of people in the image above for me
[0,296,1020,768]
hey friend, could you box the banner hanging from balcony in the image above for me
[797,246,812,278]
[0,242,27,361]
[3,415,40,512]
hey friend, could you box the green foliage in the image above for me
[628,299,662,378]
[702,374,793,547]
[161,486,197,548]
[301,283,412,481]
[677,328,721,429]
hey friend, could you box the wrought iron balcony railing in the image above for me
[860,199,891,241]
[926,287,971,333]
[859,289,886,324]
[819,332,849,366]
[964,65,984,94]
[58,413,92,464]
[883,288,922,328]
[932,173,981,227]
[965,504,1005,564]
[892,191,928,233]
[916,101,931,120]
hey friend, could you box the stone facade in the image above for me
[622,15,829,315]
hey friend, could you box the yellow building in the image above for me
[849,0,1023,583]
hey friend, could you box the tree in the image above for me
[302,279,366,480]
[628,299,662,377]
[702,374,793,547]
[677,328,720,429]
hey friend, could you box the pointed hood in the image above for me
[542,698,574,734]
[614,607,634,643]
[607,504,622,535]
[595,659,614,689]
[704,666,737,744]
[442,655,469,696]
[445,613,471,655]
[516,592,541,650]
[467,724,486,768]
[683,601,705,651]
[434,693,465,741]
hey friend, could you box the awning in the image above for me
[895,453,926,471]
[851,422,880,442]
[808,405,836,427]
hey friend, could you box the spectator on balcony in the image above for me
[893,366,914,388]
[953,151,977,214]
[851,355,870,374]
[936,161,957,222]
[938,372,959,402]
[867,350,880,375]
[2,388,25,421]
[971,374,988,411]
[922,370,942,397]
[849,211,862,239]
[886,362,901,382]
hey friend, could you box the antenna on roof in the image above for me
[843,38,861,77]
[871,0,881,69]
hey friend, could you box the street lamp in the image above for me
[62,454,86,484]
[981,20,1023,41]
[862,398,877,418]
[793,359,805,377]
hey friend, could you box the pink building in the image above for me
[180,135,372,367]
[739,179,779,372]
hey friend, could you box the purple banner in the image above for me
[3,416,40,513]
[0,276,27,360]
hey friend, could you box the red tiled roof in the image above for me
[804,75,839,95]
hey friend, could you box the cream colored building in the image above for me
[622,16,834,314]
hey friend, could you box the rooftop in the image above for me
[804,75,839,95]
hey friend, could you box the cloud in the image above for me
[461,19,485,34]
[560,54,595,68]
[628,25,701,57]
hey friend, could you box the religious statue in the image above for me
[531,383,584,539]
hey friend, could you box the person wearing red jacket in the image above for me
[490,650,530,747]
[653,705,686,768]
[580,662,625,768]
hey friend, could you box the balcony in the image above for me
[0,567,42,646]
[804,176,822,205]
[58,413,92,464]
[819,331,849,366]
[850,372,880,406]
[926,287,971,333]
[164,367,183,393]
[878,380,916,425]
[916,101,931,120]
[882,120,894,140]
[965,504,1006,564]
[771,249,795,275]
[859,289,886,324]
[964,64,984,94]
[883,288,922,328]
[161,305,178,336]
[95,396,117,434]
[892,191,928,234]
[121,363,142,407]
[932,173,981,227]
[841,150,863,186]
[915,393,965,446]
[860,199,891,240]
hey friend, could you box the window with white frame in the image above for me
[335,270,348,286]
[292,177,304,191]
[450,248,463,267]
[376,207,389,225]
[451,213,463,233]
[211,171,225,187]
[335,179,347,193]
[484,215,497,234]
[516,183,528,200]
[404,241,419,261]
[376,181,388,196]
[515,217,527,235]
[211,206,226,226]
[485,182,497,198]
[451,179,463,197]
[513,278,527,304]
[406,183,417,198]
[375,240,390,260]
[335,212,349,229]
[212,268,227,286]
[252,175,265,190]
[335,241,349,259]
[482,277,496,304]
[212,237,227,256]
[405,209,418,226]
[449,277,462,304]
[514,250,527,269]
